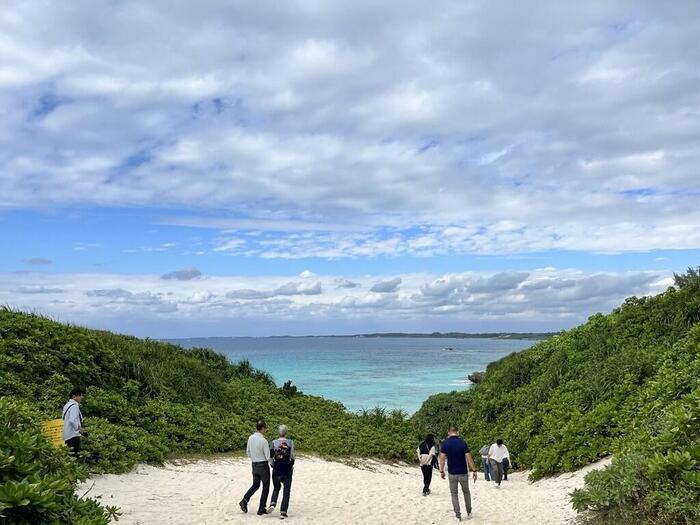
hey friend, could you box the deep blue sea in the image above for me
[167,337,536,414]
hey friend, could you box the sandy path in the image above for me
[82,455,608,524]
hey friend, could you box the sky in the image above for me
[1,1,698,337]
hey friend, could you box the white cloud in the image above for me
[160,223,700,259]
[226,280,323,299]
[274,281,323,296]
[0,1,698,254]
[0,268,669,336]
[335,278,361,289]
[161,267,202,281]
[370,277,402,293]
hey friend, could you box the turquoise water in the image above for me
[168,337,536,413]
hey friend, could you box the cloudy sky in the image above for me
[1,1,698,337]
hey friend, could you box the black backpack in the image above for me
[274,440,292,464]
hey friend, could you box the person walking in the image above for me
[267,424,295,519]
[417,434,438,495]
[487,438,510,487]
[502,446,511,480]
[478,444,491,481]
[439,426,478,521]
[240,420,271,516]
[62,387,84,456]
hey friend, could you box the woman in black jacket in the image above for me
[416,434,437,495]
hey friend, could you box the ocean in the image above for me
[167,336,536,414]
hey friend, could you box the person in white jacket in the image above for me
[417,434,437,495]
[487,439,510,487]
[62,387,84,456]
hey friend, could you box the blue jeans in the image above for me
[482,458,491,481]
[502,457,509,480]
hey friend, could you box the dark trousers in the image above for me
[490,459,504,485]
[420,465,433,493]
[65,437,81,456]
[271,472,293,512]
[243,462,270,512]
[482,458,491,481]
[502,457,510,480]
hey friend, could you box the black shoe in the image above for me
[239,500,248,513]
[281,512,288,519]
[257,509,267,516]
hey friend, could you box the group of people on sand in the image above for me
[240,420,295,520]
[62,388,509,523]
[417,426,511,521]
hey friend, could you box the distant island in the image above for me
[333,331,556,340]
[171,332,556,341]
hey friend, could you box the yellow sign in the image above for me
[42,419,64,447]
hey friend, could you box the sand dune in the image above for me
[82,455,609,524]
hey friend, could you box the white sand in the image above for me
[82,455,609,524]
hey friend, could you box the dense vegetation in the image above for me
[0,310,415,523]
[0,398,119,524]
[414,268,700,524]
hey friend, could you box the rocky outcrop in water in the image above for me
[468,371,486,384]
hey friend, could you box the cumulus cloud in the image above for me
[161,267,202,281]
[226,289,274,300]
[86,288,134,299]
[226,280,323,299]
[370,277,402,293]
[274,281,323,296]
[466,272,530,293]
[0,268,671,336]
[85,287,164,304]
[0,2,699,254]
[340,293,398,309]
[336,278,361,289]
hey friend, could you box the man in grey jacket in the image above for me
[240,420,271,516]
[62,387,84,456]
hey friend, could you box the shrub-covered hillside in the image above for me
[413,268,700,524]
[0,309,416,471]
[0,309,415,522]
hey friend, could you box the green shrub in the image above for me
[414,267,700,522]
[0,307,417,478]
[0,398,119,524]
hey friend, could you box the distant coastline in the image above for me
[167,332,555,341]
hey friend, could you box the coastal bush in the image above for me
[0,398,119,524]
[571,327,700,524]
[414,267,700,523]
[0,306,417,485]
